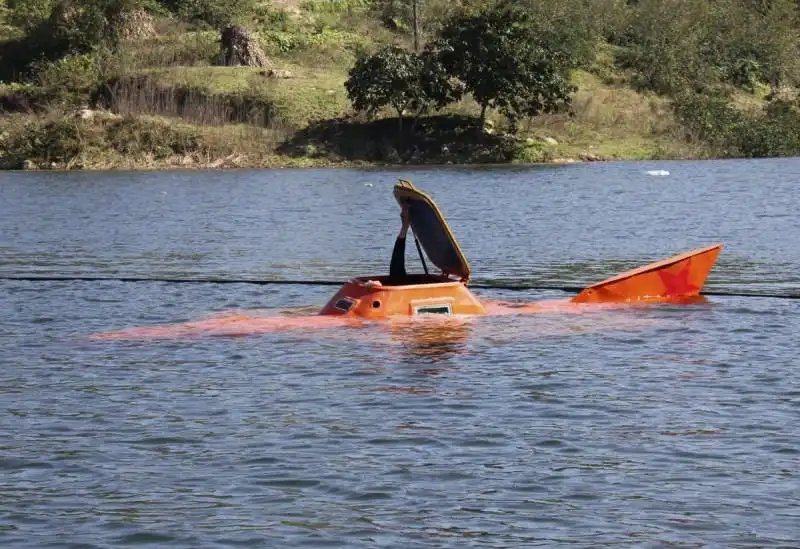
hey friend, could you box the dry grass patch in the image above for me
[522,71,700,159]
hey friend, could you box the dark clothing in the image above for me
[389,235,406,283]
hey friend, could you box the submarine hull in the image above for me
[319,275,486,319]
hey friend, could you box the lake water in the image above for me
[1,160,799,548]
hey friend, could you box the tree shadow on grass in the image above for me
[277,114,522,164]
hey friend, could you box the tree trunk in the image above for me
[396,108,404,133]
[479,103,487,126]
[410,106,425,133]
[412,0,420,53]
[220,25,271,68]
[770,71,780,99]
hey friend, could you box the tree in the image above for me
[5,0,55,32]
[432,1,576,129]
[613,0,800,95]
[0,0,136,81]
[344,45,462,132]
[614,0,711,95]
[752,0,800,92]
[158,0,256,29]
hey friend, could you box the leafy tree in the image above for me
[158,0,257,29]
[518,0,607,69]
[0,0,144,82]
[615,0,800,95]
[46,0,124,51]
[344,44,462,131]
[673,90,800,158]
[0,4,12,37]
[5,0,56,32]
[370,0,413,30]
[432,1,576,129]
[614,0,724,95]
[751,0,800,91]
[369,0,497,44]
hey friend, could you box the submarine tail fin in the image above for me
[570,244,724,304]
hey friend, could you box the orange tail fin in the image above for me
[570,244,724,304]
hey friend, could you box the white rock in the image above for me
[266,69,294,79]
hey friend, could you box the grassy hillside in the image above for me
[1,0,798,170]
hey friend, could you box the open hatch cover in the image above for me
[393,179,471,282]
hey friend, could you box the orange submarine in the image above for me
[90,179,725,342]
[319,179,724,319]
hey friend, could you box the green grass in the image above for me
[144,66,263,93]
[2,62,713,169]
[5,0,756,170]
[138,65,351,127]
[517,71,705,161]
[0,110,344,170]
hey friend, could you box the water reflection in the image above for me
[4,164,800,549]
[386,316,474,366]
[364,317,473,396]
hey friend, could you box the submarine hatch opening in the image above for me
[365,274,459,287]
[380,228,459,286]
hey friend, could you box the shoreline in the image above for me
[0,67,703,172]
[5,156,625,173]
[6,154,757,173]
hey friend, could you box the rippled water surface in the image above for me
[1,161,799,548]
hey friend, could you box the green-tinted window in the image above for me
[413,304,452,315]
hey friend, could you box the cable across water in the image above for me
[1,275,797,300]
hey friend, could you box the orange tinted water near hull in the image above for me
[89,300,679,343]
[90,311,363,341]
[570,244,724,304]
[482,294,710,317]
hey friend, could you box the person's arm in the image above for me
[389,206,410,280]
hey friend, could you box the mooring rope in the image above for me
[0,275,798,299]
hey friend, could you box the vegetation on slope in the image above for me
[2,0,800,169]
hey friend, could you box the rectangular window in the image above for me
[335,298,356,312]
[413,304,452,315]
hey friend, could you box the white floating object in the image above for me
[364,183,374,187]
[646,170,670,176]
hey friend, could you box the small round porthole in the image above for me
[372,300,381,309]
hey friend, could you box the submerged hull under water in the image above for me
[90,247,718,342]
[89,297,682,342]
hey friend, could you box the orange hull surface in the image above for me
[570,244,724,304]
[315,244,724,320]
[319,276,486,318]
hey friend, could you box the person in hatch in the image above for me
[388,205,410,284]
